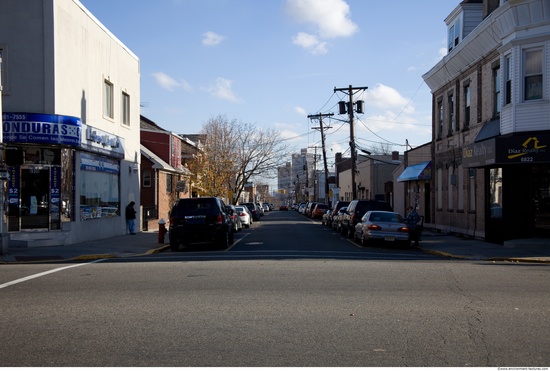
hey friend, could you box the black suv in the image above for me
[241,202,261,221]
[340,199,393,238]
[168,197,234,251]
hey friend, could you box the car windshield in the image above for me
[174,199,216,216]
[369,212,403,223]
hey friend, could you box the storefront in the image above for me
[463,131,550,242]
[2,112,126,244]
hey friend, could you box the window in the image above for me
[494,65,501,115]
[103,79,114,119]
[504,55,512,105]
[489,168,502,218]
[122,92,130,126]
[80,153,120,220]
[448,93,455,135]
[142,170,151,188]
[437,99,443,139]
[0,46,8,93]
[464,84,470,129]
[524,49,543,101]
[166,173,173,193]
[469,168,476,211]
[448,25,455,52]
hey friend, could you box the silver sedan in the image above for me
[354,211,410,247]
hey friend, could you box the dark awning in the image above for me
[397,161,432,182]
[475,118,500,142]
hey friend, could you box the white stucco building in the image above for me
[0,0,140,247]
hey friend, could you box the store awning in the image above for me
[397,161,432,182]
[475,118,500,142]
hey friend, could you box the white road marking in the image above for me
[0,259,107,290]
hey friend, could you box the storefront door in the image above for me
[20,166,50,230]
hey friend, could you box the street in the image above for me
[1,211,549,367]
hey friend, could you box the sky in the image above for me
[79,0,457,173]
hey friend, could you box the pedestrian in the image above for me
[405,206,421,246]
[125,201,137,235]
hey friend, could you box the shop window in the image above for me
[489,168,502,218]
[469,168,476,212]
[437,168,443,209]
[524,49,543,101]
[80,153,120,219]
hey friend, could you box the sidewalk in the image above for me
[0,231,169,264]
[0,230,548,264]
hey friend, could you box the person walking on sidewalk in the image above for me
[125,201,137,235]
[405,206,421,247]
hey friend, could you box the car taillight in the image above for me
[217,215,223,224]
[368,224,382,231]
[239,212,246,216]
[169,217,174,225]
[398,227,409,232]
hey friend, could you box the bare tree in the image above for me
[189,115,289,203]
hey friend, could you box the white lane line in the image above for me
[0,259,107,290]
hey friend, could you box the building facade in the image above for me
[423,0,550,242]
[0,0,140,247]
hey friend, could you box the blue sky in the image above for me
[80,0,457,169]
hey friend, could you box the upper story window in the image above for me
[142,170,151,188]
[524,48,543,101]
[448,93,455,135]
[166,173,173,193]
[504,55,512,105]
[448,19,461,52]
[122,91,130,126]
[463,83,471,130]
[103,79,114,119]
[493,64,501,115]
[437,99,443,140]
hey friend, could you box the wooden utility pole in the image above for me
[334,85,368,200]
[308,113,333,206]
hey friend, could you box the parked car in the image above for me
[298,203,306,214]
[305,202,318,218]
[262,203,270,212]
[311,203,329,219]
[328,201,350,227]
[331,206,348,232]
[354,211,409,247]
[168,197,234,251]
[241,202,261,221]
[235,205,252,228]
[321,210,332,226]
[340,199,393,238]
[279,204,289,211]
[256,203,265,217]
[228,205,243,232]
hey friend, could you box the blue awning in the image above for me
[397,161,432,182]
[475,118,500,142]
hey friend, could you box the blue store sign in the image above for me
[2,112,81,146]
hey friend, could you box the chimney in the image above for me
[392,151,399,161]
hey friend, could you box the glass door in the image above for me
[20,166,50,230]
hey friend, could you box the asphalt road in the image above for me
[1,211,549,367]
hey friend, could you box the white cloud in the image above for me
[152,72,192,92]
[294,106,307,117]
[286,0,358,38]
[286,0,357,54]
[292,32,328,55]
[205,77,241,103]
[202,31,225,46]
[364,84,411,111]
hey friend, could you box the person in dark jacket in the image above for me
[405,206,421,246]
[125,201,137,235]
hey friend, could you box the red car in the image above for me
[311,203,329,219]
[279,204,289,211]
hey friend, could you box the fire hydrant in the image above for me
[158,218,167,243]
